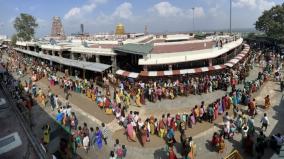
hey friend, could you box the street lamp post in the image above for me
[192,7,195,32]
[230,0,232,35]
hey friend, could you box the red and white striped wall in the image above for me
[116,44,250,78]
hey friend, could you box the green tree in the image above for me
[11,34,18,46]
[13,13,38,41]
[255,3,284,39]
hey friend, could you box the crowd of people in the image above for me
[1,45,284,159]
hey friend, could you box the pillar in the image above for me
[143,65,148,71]
[27,46,30,51]
[208,58,212,67]
[59,51,62,57]
[52,50,55,56]
[71,53,75,60]
[169,64,172,71]
[59,64,63,72]
[69,67,73,76]
[82,54,87,61]
[83,69,86,79]
[96,55,100,63]
[111,56,117,73]
[234,49,237,56]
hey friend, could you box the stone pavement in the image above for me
[27,66,264,159]
[6,49,276,159]
[191,80,284,159]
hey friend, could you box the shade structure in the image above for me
[14,48,111,72]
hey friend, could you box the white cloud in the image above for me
[82,3,96,12]
[112,2,133,19]
[232,0,256,8]
[64,7,81,19]
[94,2,134,24]
[233,0,275,11]
[64,0,108,20]
[151,2,205,18]
[258,0,276,11]
[152,2,182,17]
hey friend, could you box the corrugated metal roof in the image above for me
[14,48,111,72]
[114,43,153,55]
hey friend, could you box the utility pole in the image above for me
[192,7,195,32]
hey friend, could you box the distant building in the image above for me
[50,16,65,40]
[115,23,125,35]
[144,25,148,35]
[81,24,84,34]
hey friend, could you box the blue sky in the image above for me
[0,0,283,37]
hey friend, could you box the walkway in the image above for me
[6,50,279,159]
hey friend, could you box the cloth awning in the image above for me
[225,44,250,67]
[14,48,111,72]
[116,69,139,78]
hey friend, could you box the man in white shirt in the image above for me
[261,113,269,131]
[83,134,90,153]
[54,95,59,109]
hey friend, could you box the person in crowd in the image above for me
[140,125,147,147]
[264,95,271,109]
[244,134,254,156]
[56,109,64,124]
[233,105,239,119]
[168,146,177,159]
[122,145,127,159]
[89,127,96,149]
[217,135,225,153]
[211,132,220,150]
[109,151,115,159]
[114,139,124,159]
[158,114,166,138]
[207,105,214,123]
[260,113,269,131]
[255,136,265,159]
[82,133,90,153]
[101,123,109,145]
[42,122,51,149]
[83,122,89,137]
[270,133,284,154]
[95,127,103,150]
[70,112,78,130]
[50,93,56,111]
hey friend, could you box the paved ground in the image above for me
[5,50,284,159]
[190,80,284,159]
[31,66,266,159]
[0,86,37,159]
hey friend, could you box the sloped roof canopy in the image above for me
[14,48,110,72]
